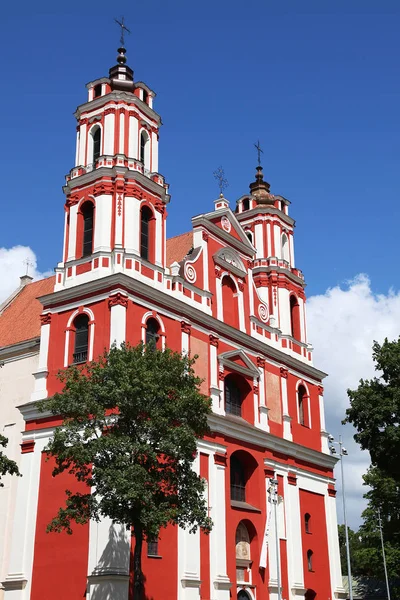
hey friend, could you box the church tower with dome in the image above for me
[1,35,344,600]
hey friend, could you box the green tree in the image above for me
[344,337,400,593]
[37,343,212,600]
[0,434,20,486]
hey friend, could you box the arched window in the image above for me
[140,206,153,261]
[81,202,94,257]
[238,592,251,600]
[305,513,311,533]
[92,127,101,163]
[222,276,239,329]
[246,230,253,244]
[242,198,250,211]
[73,314,89,364]
[140,130,149,166]
[307,549,313,571]
[282,233,290,262]
[94,84,102,98]
[298,385,307,426]
[230,455,246,502]
[290,295,301,340]
[225,374,243,417]
[145,318,160,347]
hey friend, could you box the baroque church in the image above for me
[0,39,344,600]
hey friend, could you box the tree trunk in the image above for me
[132,522,144,600]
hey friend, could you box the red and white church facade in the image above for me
[2,45,344,600]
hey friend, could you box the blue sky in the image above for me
[1,0,399,296]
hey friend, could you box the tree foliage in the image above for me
[37,343,212,600]
[342,337,400,594]
[0,434,20,487]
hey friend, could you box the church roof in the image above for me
[0,276,56,349]
[0,233,194,350]
[165,232,193,265]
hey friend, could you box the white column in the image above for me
[209,341,221,414]
[93,194,112,253]
[155,210,162,266]
[216,278,223,321]
[109,301,127,347]
[31,318,51,402]
[104,112,115,156]
[67,204,79,261]
[254,222,264,258]
[280,372,292,441]
[87,517,130,600]
[78,122,87,166]
[209,454,231,600]
[289,233,295,268]
[3,434,48,600]
[273,224,281,259]
[238,290,245,333]
[284,477,304,596]
[128,115,138,160]
[151,131,158,172]
[118,112,125,155]
[178,454,201,600]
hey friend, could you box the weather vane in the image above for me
[114,16,131,47]
[254,139,264,166]
[23,257,34,277]
[213,166,229,196]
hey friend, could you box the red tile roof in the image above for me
[166,232,193,265]
[0,232,193,350]
[0,276,55,348]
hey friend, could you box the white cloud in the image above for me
[0,246,52,304]
[307,275,400,529]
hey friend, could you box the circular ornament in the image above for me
[221,215,231,233]
[258,303,269,323]
[184,263,197,284]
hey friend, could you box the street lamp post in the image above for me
[377,507,391,600]
[269,478,282,600]
[329,434,353,600]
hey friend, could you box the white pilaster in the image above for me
[114,194,124,248]
[215,278,223,321]
[255,222,264,258]
[289,233,295,268]
[284,477,304,596]
[238,290,245,333]
[109,303,127,347]
[273,224,281,260]
[124,198,140,255]
[104,112,115,156]
[3,434,48,600]
[298,297,305,343]
[209,342,221,414]
[151,130,158,173]
[280,373,292,441]
[128,116,138,160]
[319,390,329,454]
[325,493,345,599]
[93,194,112,253]
[78,122,87,166]
[178,454,201,600]
[31,320,50,402]
[155,210,162,266]
[67,204,79,261]
[118,113,125,155]
[209,454,231,600]
[266,221,272,257]
[87,517,130,600]
[257,363,269,432]
[75,129,80,166]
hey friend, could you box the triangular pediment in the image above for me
[192,208,255,256]
[218,349,259,379]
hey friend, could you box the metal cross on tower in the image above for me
[23,258,34,276]
[213,166,229,196]
[114,16,131,47]
[254,139,264,166]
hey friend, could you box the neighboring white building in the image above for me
[0,275,54,600]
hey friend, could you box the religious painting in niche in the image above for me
[235,522,250,561]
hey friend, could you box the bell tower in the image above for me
[55,42,170,292]
[236,163,310,360]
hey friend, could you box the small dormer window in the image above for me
[94,84,102,98]
[242,198,250,211]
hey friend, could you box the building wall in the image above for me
[0,351,39,600]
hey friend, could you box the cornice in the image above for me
[75,90,160,125]
[63,166,169,203]
[0,337,40,360]
[252,265,306,288]
[38,273,327,381]
[236,205,295,227]
[208,413,337,470]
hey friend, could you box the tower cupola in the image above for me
[109,46,134,92]
[249,165,274,205]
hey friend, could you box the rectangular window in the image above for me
[141,219,149,260]
[147,539,159,557]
